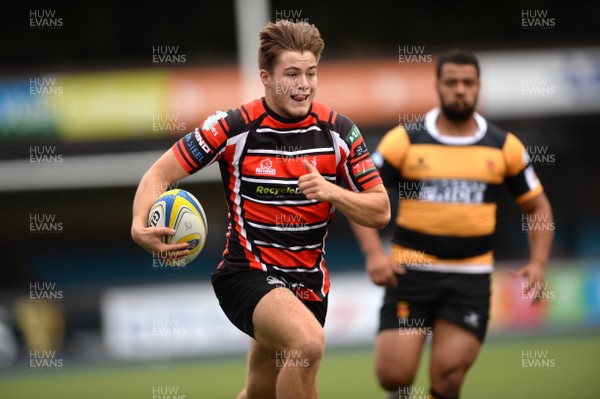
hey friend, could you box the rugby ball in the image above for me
[147,189,208,266]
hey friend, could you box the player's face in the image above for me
[261,50,317,119]
[436,63,480,121]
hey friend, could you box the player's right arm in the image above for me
[350,221,397,287]
[131,110,232,259]
[350,126,409,287]
[131,150,191,259]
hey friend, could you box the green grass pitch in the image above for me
[1,334,598,398]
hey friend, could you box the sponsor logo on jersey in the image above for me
[345,125,362,146]
[202,111,228,136]
[353,141,368,157]
[193,128,212,153]
[352,159,376,177]
[463,310,480,328]
[256,158,277,175]
[255,185,302,195]
[266,275,285,286]
[417,179,487,204]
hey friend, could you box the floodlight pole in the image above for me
[234,0,270,103]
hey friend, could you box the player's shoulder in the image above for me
[377,125,410,159]
[202,98,266,137]
[483,119,526,154]
[239,98,268,125]
[381,124,410,147]
[386,124,409,139]
[482,119,528,172]
[310,102,358,140]
[310,101,337,125]
[479,117,509,149]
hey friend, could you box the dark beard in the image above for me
[441,102,475,122]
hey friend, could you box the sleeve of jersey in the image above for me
[338,120,383,192]
[371,126,408,188]
[503,132,544,203]
[171,111,230,174]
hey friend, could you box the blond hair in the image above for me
[258,20,325,73]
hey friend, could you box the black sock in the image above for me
[430,388,458,399]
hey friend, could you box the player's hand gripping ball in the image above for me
[147,189,208,266]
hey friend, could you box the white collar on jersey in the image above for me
[424,107,488,145]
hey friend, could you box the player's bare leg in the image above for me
[429,319,481,398]
[244,287,324,399]
[375,329,427,395]
[236,339,280,399]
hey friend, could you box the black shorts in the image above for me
[379,269,491,342]
[211,267,328,338]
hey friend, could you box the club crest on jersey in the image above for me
[202,110,228,136]
[408,156,429,172]
[397,301,410,319]
[256,158,277,175]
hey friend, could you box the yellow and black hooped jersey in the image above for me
[372,108,543,273]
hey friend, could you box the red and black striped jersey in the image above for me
[373,107,543,273]
[172,98,382,300]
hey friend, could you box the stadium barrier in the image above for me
[101,258,600,360]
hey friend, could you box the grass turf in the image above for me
[0,334,598,398]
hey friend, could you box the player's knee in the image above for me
[284,325,324,367]
[376,367,415,391]
[437,364,467,393]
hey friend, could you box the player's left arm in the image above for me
[513,192,554,298]
[298,159,390,229]
[503,132,554,303]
